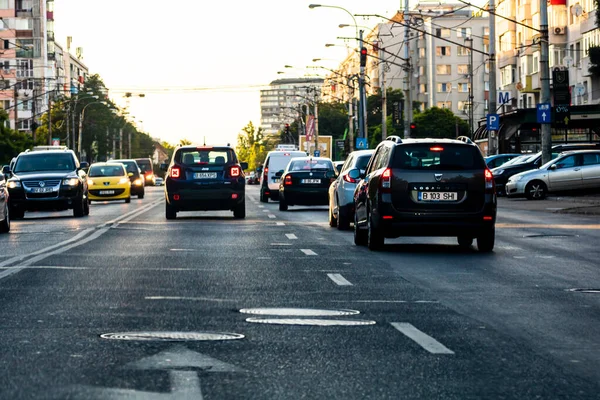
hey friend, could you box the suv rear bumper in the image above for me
[166,185,245,212]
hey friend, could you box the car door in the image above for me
[547,154,582,191]
[355,150,381,225]
[581,152,600,189]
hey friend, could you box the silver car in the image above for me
[328,150,374,229]
[506,150,600,199]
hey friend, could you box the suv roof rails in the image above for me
[385,135,403,144]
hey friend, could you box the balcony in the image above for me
[516,3,531,21]
[498,49,518,69]
[47,31,54,41]
[16,30,33,38]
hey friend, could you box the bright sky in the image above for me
[54,0,409,147]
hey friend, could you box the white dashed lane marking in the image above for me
[327,273,353,286]
[285,234,297,240]
[276,222,285,226]
[268,214,276,219]
[301,249,318,256]
[391,323,454,354]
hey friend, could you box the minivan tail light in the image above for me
[171,166,182,179]
[485,169,494,191]
[381,168,392,193]
[284,175,292,186]
[230,166,241,177]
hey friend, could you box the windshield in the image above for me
[289,159,334,171]
[135,161,152,173]
[14,153,75,173]
[392,144,486,170]
[88,165,125,177]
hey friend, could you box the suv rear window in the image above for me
[14,153,75,173]
[289,159,334,171]
[177,148,235,166]
[392,144,485,170]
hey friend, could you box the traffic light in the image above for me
[410,123,417,136]
[284,123,290,135]
[360,47,367,67]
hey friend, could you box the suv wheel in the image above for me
[166,203,177,220]
[477,228,495,252]
[328,200,337,228]
[260,189,268,203]
[0,201,10,233]
[73,195,85,217]
[367,210,384,251]
[233,200,246,219]
[525,181,547,200]
[353,212,367,246]
[457,236,473,248]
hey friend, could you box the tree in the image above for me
[0,110,33,164]
[588,46,600,77]
[367,88,406,148]
[236,121,275,171]
[411,107,469,138]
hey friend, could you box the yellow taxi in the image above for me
[87,162,132,203]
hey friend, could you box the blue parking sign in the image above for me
[314,150,320,157]
[486,114,500,130]
[356,138,368,149]
[537,103,551,124]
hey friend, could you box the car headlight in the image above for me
[492,169,504,176]
[62,178,79,186]
[119,178,130,185]
[7,181,21,189]
[134,179,143,186]
[87,179,94,186]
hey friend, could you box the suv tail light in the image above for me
[343,173,357,184]
[380,168,392,193]
[170,166,182,179]
[284,175,293,186]
[230,166,241,177]
[485,169,494,192]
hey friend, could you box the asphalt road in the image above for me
[0,185,599,399]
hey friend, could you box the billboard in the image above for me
[299,135,333,159]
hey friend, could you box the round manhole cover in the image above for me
[566,288,600,293]
[239,308,360,317]
[100,331,245,341]
[246,318,376,326]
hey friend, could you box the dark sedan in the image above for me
[278,157,336,211]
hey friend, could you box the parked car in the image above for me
[353,136,496,252]
[154,177,164,186]
[87,162,132,203]
[278,157,336,211]
[0,172,10,233]
[328,150,374,230]
[5,148,90,219]
[333,161,344,175]
[506,150,600,199]
[134,158,156,186]
[161,145,248,219]
[485,153,522,169]
[491,143,600,195]
[111,159,145,198]
[259,149,306,202]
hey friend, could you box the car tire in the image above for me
[353,211,367,246]
[10,207,24,220]
[0,201,10,233]
[166,203,177,220]
[328,200,337,228]
[525,181,547,200]
[233,200,246,219]
[337,202,350,231]
[477,228,495,252]
[279,197,288,211]
[84,197,90,216]
[367,210,384,251]
[125,197,131,204]
[260,189,268,203]
[138,192,145,199]
[73,195,85,217]
[457,236,473,248]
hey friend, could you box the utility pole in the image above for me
[540,0,552,164]
[380,43,387,140]
[348,77,355,152]
[488,0,497,155]
[47,83,52,145]
[404,0,412,138]
[32,83,37,144]
[358,30,366,143]
[467,37,474,136]
[119,127,123,159]
[314,90,319,157]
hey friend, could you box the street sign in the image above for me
[314,150,320,157]
[356,137,368,149]
[498,91,511,105]
[52,138,60,146]
[486,113,500,130]
[536,103,551,124]
[554,104,571,127]
[552,69,571,104]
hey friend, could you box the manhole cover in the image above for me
[246,318,376,326]
[239,308,360,316]
[100,332,245,341]
[524,234,575,238]
[566,288,600,293]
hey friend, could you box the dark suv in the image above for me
[161,145,248,219]
[111,159,145,198]
[5,149,90,218]
[353,137,496,252]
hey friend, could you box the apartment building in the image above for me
[260,77,324,136]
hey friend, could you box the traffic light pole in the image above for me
[404,0,412,139]
[358,29,366,143]
[540,0,552,164]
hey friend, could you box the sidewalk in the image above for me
[498,192,600,216]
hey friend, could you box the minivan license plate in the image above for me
[419,191,457,201]
[194,172,217,179]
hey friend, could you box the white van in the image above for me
[260,149,306,202]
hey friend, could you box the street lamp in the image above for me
[77,100,108,161]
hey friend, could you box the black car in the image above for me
[492,143,600,195]
[4,149,90,218]
[353,137,496,252]
[161,145,248,219]
[111,159,145,198]
[278,157,336,211]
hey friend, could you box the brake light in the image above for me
[430,146,444,152]
[171,166,182,179]
[343,173,357,183]
[230,166,241,177]
[284,175,292,186]
[381,168,392,193]
[485,168,494,191]
[264,167,268,178]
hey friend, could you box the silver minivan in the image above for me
[506,150,600,199]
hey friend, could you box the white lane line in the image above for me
[276,222,285,226]
[268,214,276,219]
[391,323,454,354]
[271,243,292,246]
[327,273,353,286]
[301,249,318,256]
[145,296,236,302]
[285,233,298,240]
[257,205,265,208]
[262,209,269,212]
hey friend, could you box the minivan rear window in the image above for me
[177,148,235,165]
[392,144,485,170]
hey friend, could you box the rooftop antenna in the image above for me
[203,136,206,146]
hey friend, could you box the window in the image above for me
[15,79,34,90]
[437,83,451,93]
[436,65,451,75]
[419,84,427,94]
[0,60,9,71]
[457,65,469,74]
[16,0,33,11]
[392,144,485,170]
[15,19,33,30]
[0,0,9,9]
[16,59,33,78]
[532,54,539,73]
[436,101,451,109]
[485,62,490,73]
[575,41,581,65]
[458,100,469,111]
[15,39,34,58]
[436,46,451,56]
[485,81,490,91]
[582,153,600,166]
[419,66,425,75]
[457,46,471,56]
[17,118,31,131]
[458,83,470,92]
[435,28,451,38]
[419,48,426,58]
[555,155,577,169]
[1,100,10,110]
[457,28,472,38]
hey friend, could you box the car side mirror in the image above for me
[2,165,10,175]
[128,172,134,177]
[274,171,283,178]
[348,168,361,180]
[549,164,557,170]
[79,161,89,169]
[160,163,168,171]
[240,162,249,170]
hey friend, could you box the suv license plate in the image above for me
[301,179,321,184]
[419,191,457,201]
[99,190,115,195]
[194,172,217,179]
[31,187,54,193]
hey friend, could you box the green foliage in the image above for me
[0,110,34,164]
[411,107,469,138]
[236,121,276,171]
[595,0,600,27]
[588,46,600,77]
[316,102,347,139]
[367,89,405,148]
[179,139,193,146]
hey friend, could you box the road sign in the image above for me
[52,138,60,146]
[498,91,511,105]
[486,113,500,130]
[356,137,368,149]
[536,103,551,124]
[314,150,320,157]
[554,104,571,127]
[552,69,571,104]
